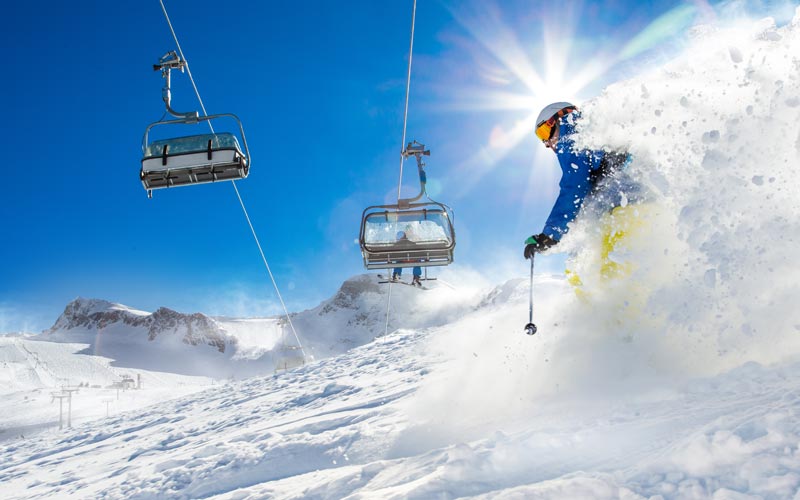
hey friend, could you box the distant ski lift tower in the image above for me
[51,392,68,430]
[102,398,114,418]
[61,386,79,428]
[51,386,79,429]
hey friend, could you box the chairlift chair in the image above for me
[272,320,306,372]
[140,51,251,198]
[273,344,306,373]
[360,201,455,269]
[359,141,456,270]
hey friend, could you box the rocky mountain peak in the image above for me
[325,275,383,311]
[45,298,235,353]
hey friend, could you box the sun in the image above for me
[430,1,705,202]
[433,3,604,199]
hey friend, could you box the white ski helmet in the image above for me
[535,102,577,141]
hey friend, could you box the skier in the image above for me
[391,230,422,286]
[523,102,635,260]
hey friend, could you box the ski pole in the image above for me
[525,253,537,335]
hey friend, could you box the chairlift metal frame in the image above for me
[140,51,251,198]
[359,141,456,270]
[272,321,307,372]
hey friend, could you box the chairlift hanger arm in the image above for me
[153,50,199,122]
[397,140,431,207]
[153,50,185,72]
[402,140,430,160]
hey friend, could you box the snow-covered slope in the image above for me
[3,10,800,500]
[0,336,212,442]
[1,280,798,498]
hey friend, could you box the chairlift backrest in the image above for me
[144,133,243,159]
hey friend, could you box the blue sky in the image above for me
[1,0,797,332]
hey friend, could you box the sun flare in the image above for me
[437,1,704,200]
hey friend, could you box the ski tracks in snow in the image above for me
[0,329,436,499]
[2,307,800,499]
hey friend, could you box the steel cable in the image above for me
[158,0,306,358]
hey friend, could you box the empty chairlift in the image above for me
[140,51,251,198]
[141,132,249,192]
[359,142,456,270]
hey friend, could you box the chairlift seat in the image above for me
[360,204,455,269]
[140,133,249,190]
[273,345,305,372]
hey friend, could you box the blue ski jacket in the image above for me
[541,118,634,241]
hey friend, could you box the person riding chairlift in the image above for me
[391,230,422,286]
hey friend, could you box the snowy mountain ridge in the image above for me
[43,297,234,354]
[20,274,488,379]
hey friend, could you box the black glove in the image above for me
[524,233,557,259]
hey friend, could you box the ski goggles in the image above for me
[535,106,576,142]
